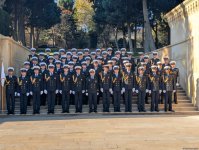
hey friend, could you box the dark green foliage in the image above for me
[0,9,11,36]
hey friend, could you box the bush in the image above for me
[0,9,11,36]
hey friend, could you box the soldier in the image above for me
[72,66,85,113]
[44,64,59,114]
[170,61,180,104]
[162,56,171,69]
[66,52,72,64]
[90,52,96,61]
[83,48,90,58]
[162,66,176,112]
[61,55,67,66]
[47,56,55,66]
[53,52,60,62]
[96,48,101,57]
[86,69,99,113]
[82,61,89,105]
[38,52,46,63]
[72,55,78,66]
[136,52,144,65]
[151,52,160,65]
[112,66,123,112]
[149,66,162,112]
[127,52,136,73]
[102,51,108,65]
[59,49,66,57]
[40,62,48,106]
[28,48,38,61]
[157,61,164,104]
[135,66,149,112]
[24,61,32,106]
[17,68,30,114]
[30,57,39,68]
[71,48,77,56]
[100,65,112,112]
[5,67,17,115]
[45,48,51,62]
[60,65,72,113]
[30,66,43,114]
[122,63,134,112]
[120,48,127,57]
[77,52,85,66]
[107,48,113,60]
[55,60,62,105]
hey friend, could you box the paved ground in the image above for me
[0,115,199,150]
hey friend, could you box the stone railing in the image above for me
[0,34,30,112]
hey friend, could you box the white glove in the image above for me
[26,93,29,96]
[146,89,149,93]
[97,92,99,95]
[15,92,17,96]
[136,90,139,93]
[44,90,47,94]
[100,88,103,92]
[173,90,176,93]
[176,83,179,87]
[72,91,75,94]
[86,93,88,96]
[17,93,20,96]
[30,91,33,95]
[59,90,62,94]
[70,90,72,94]
[56,90,59,94]
[132,88,135,92]
[163,90,166,93]
[122,88,125,93]
[159,90,162,94]
[121,90,123,94]
[40,91,43,95]
[149,90,151,94]
[109,88,113,94]
[82,90,85,93]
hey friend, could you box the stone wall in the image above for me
[157,0,199,109]
[0,34,30,111]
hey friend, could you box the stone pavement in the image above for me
[0,115,199,150]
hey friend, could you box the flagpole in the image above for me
[1,85,3,114]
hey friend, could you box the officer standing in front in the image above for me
[17,68,30,114]
[44,64,58,114]
[86,69,99,113]
[30,66,43,114]
[5,67,18,115]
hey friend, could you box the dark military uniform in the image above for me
[112,73,122,112]
[30,74,43,114]
[82,68,89,105]
[122,71,134,112]
[135,75,149,112]
[162,74,176,111]
[72,73,85,113]
[100,72,112,112]
[149,73,162,111]
[86,76,99,112]
[45,72,58,114]
[40,69,48,106]
[55,68,62,105]
[60,73,72,113]
[158,67,164,104]
[151,58,160,65]
[171,68,179,104]
[17,76,30,114]
[5,75,17,114]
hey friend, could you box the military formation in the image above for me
[5,47,180,115]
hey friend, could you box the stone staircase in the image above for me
[8,86,199,115]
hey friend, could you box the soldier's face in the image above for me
[25,65,30,69]
[104,68,108,72]
[144,59,149,62]
[60,52,65,55]
[165,69,169,74]
[114,70,119,74]
[82,65,86,69]
[8,71,13,76]
[69,65,74,69]
[49,59,53,63]
[21,72,26,76]
[153,54,157,58]
[90,72,95,76]
[54,55,59,59]
[171,64,175,68]
[79,55,83,59]
[67,55,71,59]
[84,52,89,55]
[34,69,39,74]
[41,66,46,70]
[64,68,68,72]
[94,63,98,67]
[31,51,35,54]
[76,69,81,74]
[139,70,144,74]
[56,64,61,68]
[49,68,54,72]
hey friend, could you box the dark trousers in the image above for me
[103,90,110,112]
[88,92,97,112]
[47,91,55,113]
[83,93,88,105]
[56,93,62,105]
[6,93,15,114]
[151,91,159,111]
[20,93,27,114]
[27,95,32,106]
[138,90,146,111]
[62,91,70,112]
[113,91,121,112]
[41,94,46,106]
[75,91,82,112]
[145,93,149,103]
[164,91,173,111]
[33,91,40,114]
[124,89,132,112]
[174,91,178,103]
[159,92,164,104]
